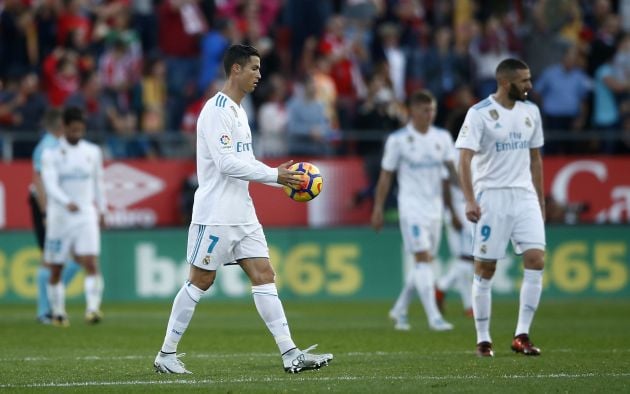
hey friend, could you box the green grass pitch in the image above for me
[1,299,629,392]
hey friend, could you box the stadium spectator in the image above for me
[587,13,621,75]
[56,0,92,48]
[158,0,207,130]
[42,47,80,107]
[591,46,628,154]
[65,71,109,137]
[197,18,238,94]
[456,58,545,358]
[352,71,405,207]
[153,44,333,375]
[139,57,167,133]
[41,106,107,327]
[286,74,335,157]
[374,22,406,101]
[533,44,592,153]
[257,73,289,158]
[0,0,38,79]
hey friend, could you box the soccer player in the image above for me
[41,107,107,327]
[455,58,545,357]
[153,45,333,375]
[371,90,457,332]
[30,109,81,324]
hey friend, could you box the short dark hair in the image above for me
[223,44,260,77]
[495,58,529,79]
[408,89,436,106]
[43,108,63,130]
[63,106,85,125]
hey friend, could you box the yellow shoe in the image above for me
[52,315,70,327]
[85,310,103,325]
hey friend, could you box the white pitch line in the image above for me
[2,372,630,389]
[2,348,630,363]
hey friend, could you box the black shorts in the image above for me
[29,193,46,250]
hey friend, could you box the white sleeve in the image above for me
[530,104,544,149]
[203,107,278,183]
[381,135,399,172]
[41,150,71,206]
[455,108,484,152]
[442,132,457,162]
[93,147,107,213]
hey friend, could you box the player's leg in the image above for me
[237,225,332,373]
[44,229,71,327]
[389,252,415,330]
[472,259,496,356]
[404,219,452,331]
[471,189,513,356]
[454,255,474,316]
[75,254,104,323]
[511,193,545,355]
[30,193,52,323]
[155,224,217,374]
[74,221,104,323]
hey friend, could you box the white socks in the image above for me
[252,283,296,355]
[46,282,66,316]
[515,269,543,336]
[412,263,443,324]
[84,275,103,313]
[391,271,416,315]
[161,281,205,353]
[472,275,492,343]
[454,261,474,310]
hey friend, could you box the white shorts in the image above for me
[399,216,442,256]
[44,218,100,264]
[445,203,474,258]
[187,223,269,270]
[473,188,545,260]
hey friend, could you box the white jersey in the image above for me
[192,92,278,225]
[382,124,456,221]
[455,95,544,196]
[41,138,106,222]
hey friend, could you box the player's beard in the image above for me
[508,83,527,101]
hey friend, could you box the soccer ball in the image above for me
[283,162,323,202]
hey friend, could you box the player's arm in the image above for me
[32,144,47,213]
[458,149,480,222]
[530,148,545,221]
[371,169,394,232]
[93,147,108,226]
[455,109,483,223]
[205,109,301,187]
[442,178,462,231]
[41,150,75,211]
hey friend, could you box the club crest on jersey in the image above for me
[480,244,487,254]
[460,124,469,137]
[219,134,232,150]
[203,255,211,265]
[525,117,532,127]
[489,110,499,120]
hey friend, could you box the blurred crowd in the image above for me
[2,0,630,160]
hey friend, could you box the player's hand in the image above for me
[465,201,481,223]
[371,208,384,232]
[451,213,463,231]
[66,202,79,212]
[277,160,305,188]
[99,213,106,228]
